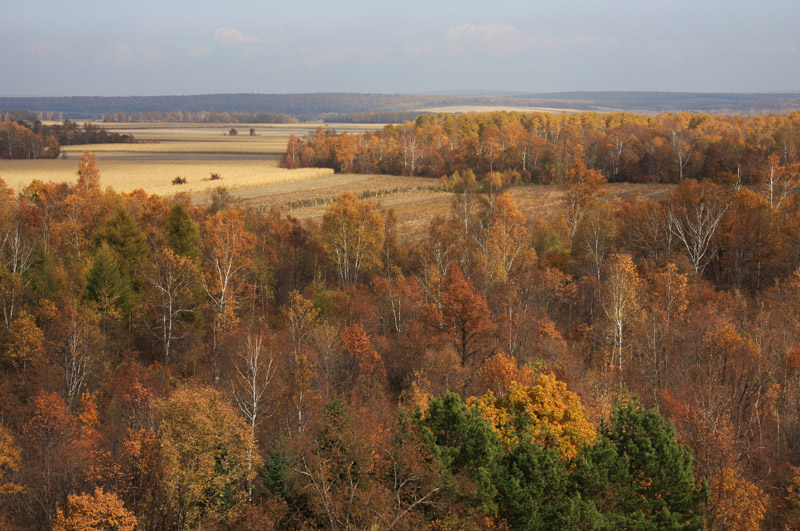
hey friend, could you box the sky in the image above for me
[2,0,799,97]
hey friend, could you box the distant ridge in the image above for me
[2,91,799,119]
[524,91,800,112]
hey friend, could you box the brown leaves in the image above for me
[426,264,493,366]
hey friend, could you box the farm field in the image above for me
[221,176,674,240]
[0,158,334,196]
[59,122,383,156]
[0,122,380,196]
[1,120,673,241]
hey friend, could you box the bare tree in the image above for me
[143,249,199,365]
[761,154,800,209]
[667,181,730,273]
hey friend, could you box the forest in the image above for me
[281,110,800,187]
[0,106,800,528]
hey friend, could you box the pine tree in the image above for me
[166,203,201,261]
[94,206,149,289]
[84,242,129,319]
[577,399,708,529]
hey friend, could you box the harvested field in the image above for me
[0,158,333,196]
[60,122,384,157]
[219,177,674,241]
[1,122,380,195]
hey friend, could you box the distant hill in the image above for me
[2,91,799,120]
[523,91,800,113]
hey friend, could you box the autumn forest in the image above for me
[2,108,800,529]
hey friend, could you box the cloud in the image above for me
[30,42,63,60]
[213,27,279,46]
[189,46,210,58]
[102,44,158,65]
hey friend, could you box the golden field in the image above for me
[60,122,383,155]
[0,122,380,196]
[0,158,334,197]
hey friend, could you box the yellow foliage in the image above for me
[4,311,44,369]
[0,424,22,495]
[712,468,765,531]
[322,193,385,286]
[156,385,260,526]
[471,372,595,460]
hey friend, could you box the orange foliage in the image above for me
[53,487,136,531]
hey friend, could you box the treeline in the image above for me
[319,110,430,124]
[0,121,60,159]
[100,110,299,124]
[0,152,800,527]
[282,110,800,185]
[100,110,425,125]
[0,120,133,159]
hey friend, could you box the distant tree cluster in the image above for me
[282,110,800,186]
[101,110,299,124]
[38,120,135,146]
[320,110,430,124]
[0,121,60,159]
[0,119,134,159]
[2,150,800,527]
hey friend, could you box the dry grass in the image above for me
[0,158,334,196]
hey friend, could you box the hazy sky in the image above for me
[2,0,799,97]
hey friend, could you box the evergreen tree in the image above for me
[166,203,201,261]
[495,438,586,530]
[84,242,129,318]
[94,205,149,289]
[418,393,503,516]
[576,400,708,529]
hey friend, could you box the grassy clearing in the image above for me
[0,158,334,196]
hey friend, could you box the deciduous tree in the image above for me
[321,193,384,287]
